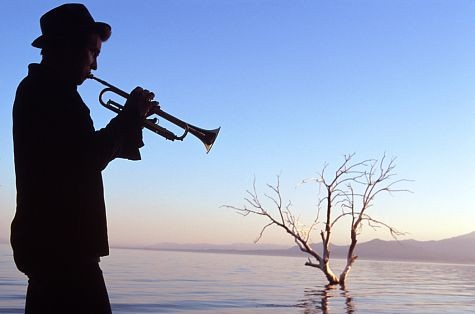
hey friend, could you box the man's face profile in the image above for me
[73,32,102,85]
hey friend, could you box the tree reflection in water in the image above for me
[297,284,355,314]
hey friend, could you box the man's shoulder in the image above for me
[16,65,47,96]
[13,66,56,119]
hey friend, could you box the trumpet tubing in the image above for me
[87,74,220,153]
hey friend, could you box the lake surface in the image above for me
[1,243,474,313]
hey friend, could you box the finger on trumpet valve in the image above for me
[151,100,160,108]
[146,117,158,124]
[146,92,155,101]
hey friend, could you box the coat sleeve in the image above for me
[79,99,145,171]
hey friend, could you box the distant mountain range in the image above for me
[141,231,475,264]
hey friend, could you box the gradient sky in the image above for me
[1,0,474,248]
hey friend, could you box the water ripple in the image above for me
[1,245,474,313]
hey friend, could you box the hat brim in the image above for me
[31,21,111,48]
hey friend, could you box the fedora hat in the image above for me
[32,3,111,48]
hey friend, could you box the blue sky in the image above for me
[1,1,474,247]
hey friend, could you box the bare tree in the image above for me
[224,154,410,285]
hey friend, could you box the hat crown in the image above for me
[40,4,94,37]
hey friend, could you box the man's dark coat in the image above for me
[11,63,143,275]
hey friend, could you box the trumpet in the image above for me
[88,74,220,153]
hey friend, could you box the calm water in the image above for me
[0,243,474,313]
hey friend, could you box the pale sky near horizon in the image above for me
[1,0,474,248]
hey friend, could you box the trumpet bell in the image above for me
[188,125,221,154]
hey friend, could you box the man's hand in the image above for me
[125,87,159,119]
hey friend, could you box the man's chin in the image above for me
[76,76,87,86]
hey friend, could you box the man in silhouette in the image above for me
[11,4,154,313]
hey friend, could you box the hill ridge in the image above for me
[141,231,475,264]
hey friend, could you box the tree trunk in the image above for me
[339,263,352,284]
[339,254,357,285]
[322,261,340,285]
[305,258,340,284]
